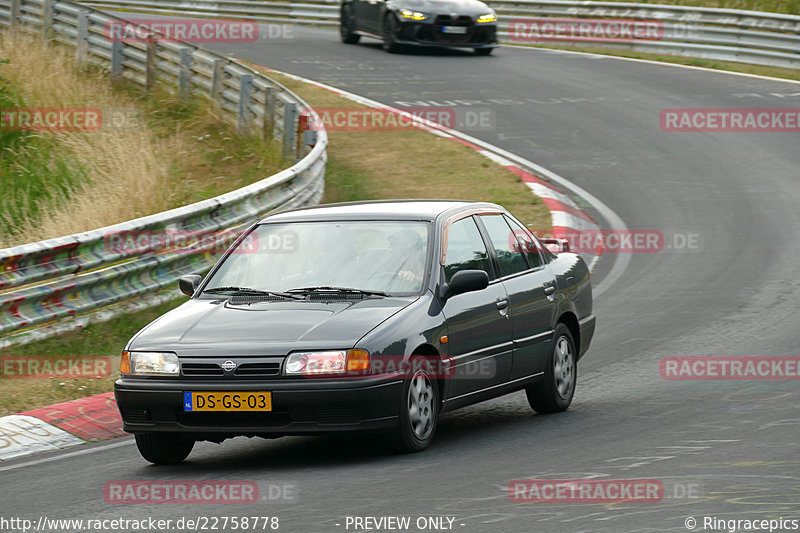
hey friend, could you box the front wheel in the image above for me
[382,15,401,53]
[340,8,360,44]
[474,47,493,56]
[526,323,576,413]
[135,433,194,465]
[389,357,439,452]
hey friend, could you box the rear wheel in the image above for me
[526,323,576,413]
[474,47,493,56]
[389,357,439,452]
[134,433,194,465]
[382,14,401,53]
[340,8,360,44]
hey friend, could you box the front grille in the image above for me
[182,362,224,377]
[235,362,281,377]
[180,358,284,379]
[433,15,475,43]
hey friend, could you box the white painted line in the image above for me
[502,44,800,86]
[0,437,134,473]
[526,182,582,210]
[477,151,515,167]
[551,211,600,232]
[0,415,84,461]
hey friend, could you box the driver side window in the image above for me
[443,217,491,282]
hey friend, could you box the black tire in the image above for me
[382,14,401,53]
[389,356,439,452]
[340,8,360,44]
[134,433,194,465]
[526,323,576,413]
[474,47,493,56]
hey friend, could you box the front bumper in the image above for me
[394,19,498,48]
[115,375,403,438]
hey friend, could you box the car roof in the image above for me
[260,199,504,223]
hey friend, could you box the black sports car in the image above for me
[340,0,499,54]
[115,201,595,464]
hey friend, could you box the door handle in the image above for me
[496,300,508,310]
[544,285,556,296]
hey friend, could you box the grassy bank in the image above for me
[0,33,284,248]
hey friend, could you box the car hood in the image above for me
[391,0,492,16]
[127,297,417,356]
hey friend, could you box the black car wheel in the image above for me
[391,356,439,452]
[134,433,195,465]
[526,323,576,413]
[474,47,493,56]
[382,14,401,53]
[340,7,360,44]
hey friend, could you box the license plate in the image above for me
[441,25,468,34]
[183,391,272,412]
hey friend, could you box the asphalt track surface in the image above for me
[3,24,800,533]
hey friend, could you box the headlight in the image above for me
[476,12,497,23]
[122,351,180,376]
[284,349,370,376]
[399,9,428,21]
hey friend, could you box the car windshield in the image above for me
[204,220,430,296]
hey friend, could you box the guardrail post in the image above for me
[76,10,89,63]
[296,112,308,159]
[237,74,253,135]
[10,0,20,28]
[210,59,225,102]
[283,102,297,161]
[178,47,192,100]
[42,0,55,42]
[262,86,275,141]
[110,40,123,80]
[145,35,157,91]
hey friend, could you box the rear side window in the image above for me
[479,214,529,277]
[443,217,491,282]
[504,215,542,269]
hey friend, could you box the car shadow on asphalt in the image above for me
[137,394,585,472]
[357,42,491,57]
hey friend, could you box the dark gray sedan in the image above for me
[116,200,595,464]
[340,0,499,54]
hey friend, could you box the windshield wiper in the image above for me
[203,286,304,300]
[286,286,389,297]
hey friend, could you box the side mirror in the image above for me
[439,269,489,300]
[179,274,202,296]
[541,238,570,254]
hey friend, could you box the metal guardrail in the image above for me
[74,0,800,69]
[0,0,328,345]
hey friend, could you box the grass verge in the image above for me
[0,32,284,247]
[0,66,552,416]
